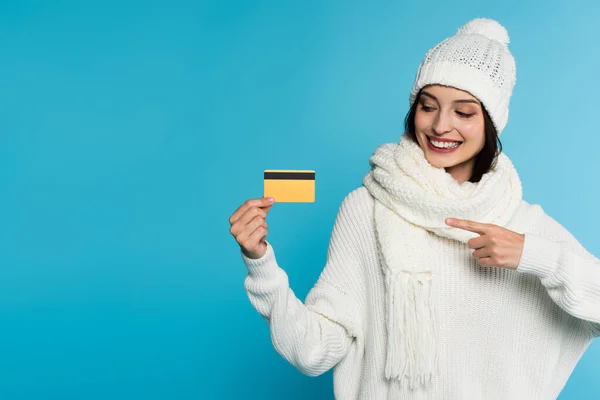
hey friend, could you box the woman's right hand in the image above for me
[229,197,275,259]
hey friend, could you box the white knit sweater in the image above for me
[241,186,600,399]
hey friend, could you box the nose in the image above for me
[432,111,452,135]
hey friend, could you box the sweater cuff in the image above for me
[516,233,561,279]
[241,241,281,280]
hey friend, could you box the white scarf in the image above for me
[362,134,522,390]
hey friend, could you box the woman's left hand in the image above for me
[445,218,525,270]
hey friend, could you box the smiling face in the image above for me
[414,85,486,183]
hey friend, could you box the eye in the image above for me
[456,111,474,118]
[420,104,436,112]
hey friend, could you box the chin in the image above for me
[425,155,461,169]
[422,148,472,170]
[425,157,448,169]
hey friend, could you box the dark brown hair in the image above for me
[404,88,502,183]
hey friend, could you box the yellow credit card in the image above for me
[264,170,315,203]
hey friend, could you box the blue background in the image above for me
[1,0,599,399]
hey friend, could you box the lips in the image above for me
[426,136,462,153]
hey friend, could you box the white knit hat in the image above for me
[409,18,516,135]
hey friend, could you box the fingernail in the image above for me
[267,197,274,203]
[445,218,454,225]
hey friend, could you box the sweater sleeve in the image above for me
[516,205,600,338]
[241,191,367,376]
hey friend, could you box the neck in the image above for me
[445,159,475,184]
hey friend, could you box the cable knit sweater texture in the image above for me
[241,187,600,399]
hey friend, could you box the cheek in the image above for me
[459,120,485,147]
[414,112,433,150]
[414,110,431,131]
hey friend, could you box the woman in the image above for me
[228,18,600,399]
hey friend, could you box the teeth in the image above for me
[429,138,461,149]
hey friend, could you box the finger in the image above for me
[230,206,267,236]
[250,224,268,243]
[239,209,268,235]
[230,198,273,226]
[229,197,275,224]
[445,218,490,235]
[467,236,487,249]
[240,224,268,251]
[230,197,275,225]
[472,247,492,259]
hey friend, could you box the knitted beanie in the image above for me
[408,18,516,135]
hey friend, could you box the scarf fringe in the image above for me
[385,269,438,390]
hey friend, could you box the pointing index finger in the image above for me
[445,218,489,235]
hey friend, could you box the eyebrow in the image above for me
[420,91,481,105]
